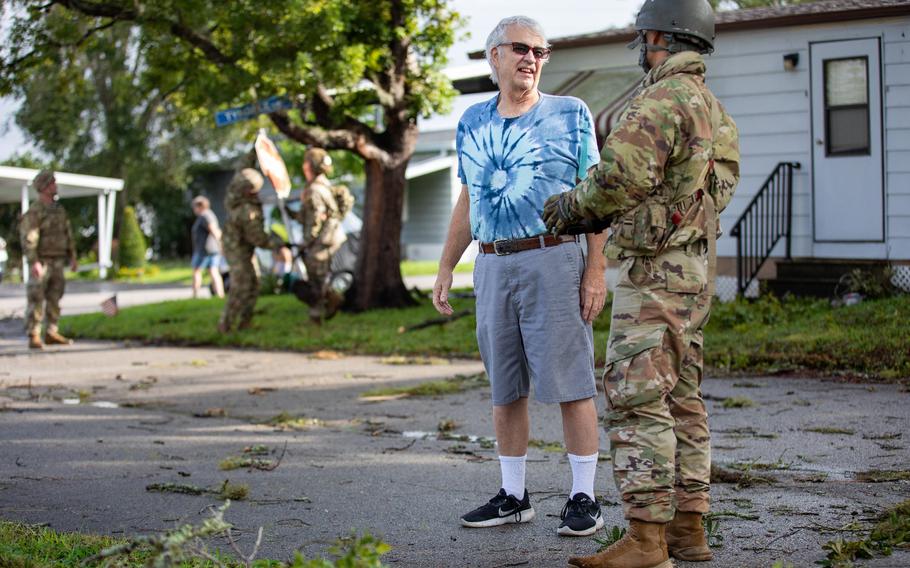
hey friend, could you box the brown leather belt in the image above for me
[478,234,578,256]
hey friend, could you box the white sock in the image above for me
[568,452,599,500]
[499,454,527,498]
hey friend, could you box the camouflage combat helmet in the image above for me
[229,168,265,195]
[32,169,56,192]
[633,0,715,52]
[304,147,333,177]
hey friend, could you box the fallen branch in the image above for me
[398,309,474,334]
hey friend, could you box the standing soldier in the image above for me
[218,168,276,333]
[20,170,78,350]
[297,148,352,324]
[543,1,740,567]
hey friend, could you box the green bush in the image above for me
[118,206,147,269]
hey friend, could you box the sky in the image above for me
[0,1,642,161]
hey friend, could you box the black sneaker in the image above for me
[460,489,535,528]
[557,493,604,536]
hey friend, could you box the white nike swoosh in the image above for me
[498,506,519,517]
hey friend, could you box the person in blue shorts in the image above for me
[190,196,225,299]
[433,15,609,538]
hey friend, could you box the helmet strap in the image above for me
[637,31,670,73]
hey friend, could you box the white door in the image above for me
[811,38,884,243]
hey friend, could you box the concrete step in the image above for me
[775,259,889,281]
[762,277,841,298]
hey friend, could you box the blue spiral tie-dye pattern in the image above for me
[456,93,600,242]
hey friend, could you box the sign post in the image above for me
[215,96,293,128]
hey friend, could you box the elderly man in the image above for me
[433,15,608,537]
[544,1,740,566]
[20,170,78,349]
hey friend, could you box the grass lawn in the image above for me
[400,260,473,277]
[64,260,466,284]
[61,291,910,379]
[0,519,388,567]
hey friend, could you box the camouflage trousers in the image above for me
[26,257,67,336]
[220,252,259,330]
[604,247,712,524]
[302,244,340,319]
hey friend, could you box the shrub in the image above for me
[119,206,147,269]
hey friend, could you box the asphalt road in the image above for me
[1,328,908,567]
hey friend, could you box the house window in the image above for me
[824,57,870,156]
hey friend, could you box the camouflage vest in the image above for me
[20,200,73,262]
[222,192,271,258]
[599,52,740,261]
[302,176,346,249]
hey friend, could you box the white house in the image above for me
[403,0,910,297]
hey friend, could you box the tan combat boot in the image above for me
[324,291,344,321]
[666,512,712,562]
[567,520,672,568]
[28,333,43,350]
[44,330,73,345]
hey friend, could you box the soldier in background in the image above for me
[297,148,353,324]
[543,1,740,566]
[20,170,78,350]
[218,168,278,333]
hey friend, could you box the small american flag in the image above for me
[100,295,119,317]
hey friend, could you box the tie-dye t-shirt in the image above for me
[456,93,600,242]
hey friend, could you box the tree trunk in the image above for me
[348,158,416,310]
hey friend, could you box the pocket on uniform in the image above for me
[606,322,667,366]
[663,253,706,294]
[633,202,667,251]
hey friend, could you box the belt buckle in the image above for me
[492,239,514,256]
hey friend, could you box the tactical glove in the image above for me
[542,192,580,235]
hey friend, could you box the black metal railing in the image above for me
[730,162,800,296]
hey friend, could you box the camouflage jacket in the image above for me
[298,174,344,250]
[222,190,273,259]
[20,200,75,263]
[573,52,740,259]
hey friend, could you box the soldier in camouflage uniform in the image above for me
[218,168,277,333]
[543,1,740,567]
[297,148,352,323]
[20,170,78,350]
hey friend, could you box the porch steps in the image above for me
[762,259,890,298]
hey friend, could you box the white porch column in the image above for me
[97,192,108,279]
[102,190,117,278]
[21,183,29,284]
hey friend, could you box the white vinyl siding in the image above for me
[546,16,910,260]
[402,168,455,258]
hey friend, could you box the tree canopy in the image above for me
[1,0,465,309]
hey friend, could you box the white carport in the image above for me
[0,166,122,280]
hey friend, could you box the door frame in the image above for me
[809,36,886,244]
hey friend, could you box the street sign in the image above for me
[215,96,293,127]
[255,132,292,199]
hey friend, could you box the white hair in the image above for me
[485,15,548,85]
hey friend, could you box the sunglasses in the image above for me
[497,42,551,61]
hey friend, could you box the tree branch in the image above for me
[268,111,389,163]
[53,0,238,66]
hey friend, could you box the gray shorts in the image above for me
[474,240,596,405]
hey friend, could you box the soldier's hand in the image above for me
[542,191,583,236]
[30,261,45,279]
[70,260,79,272]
